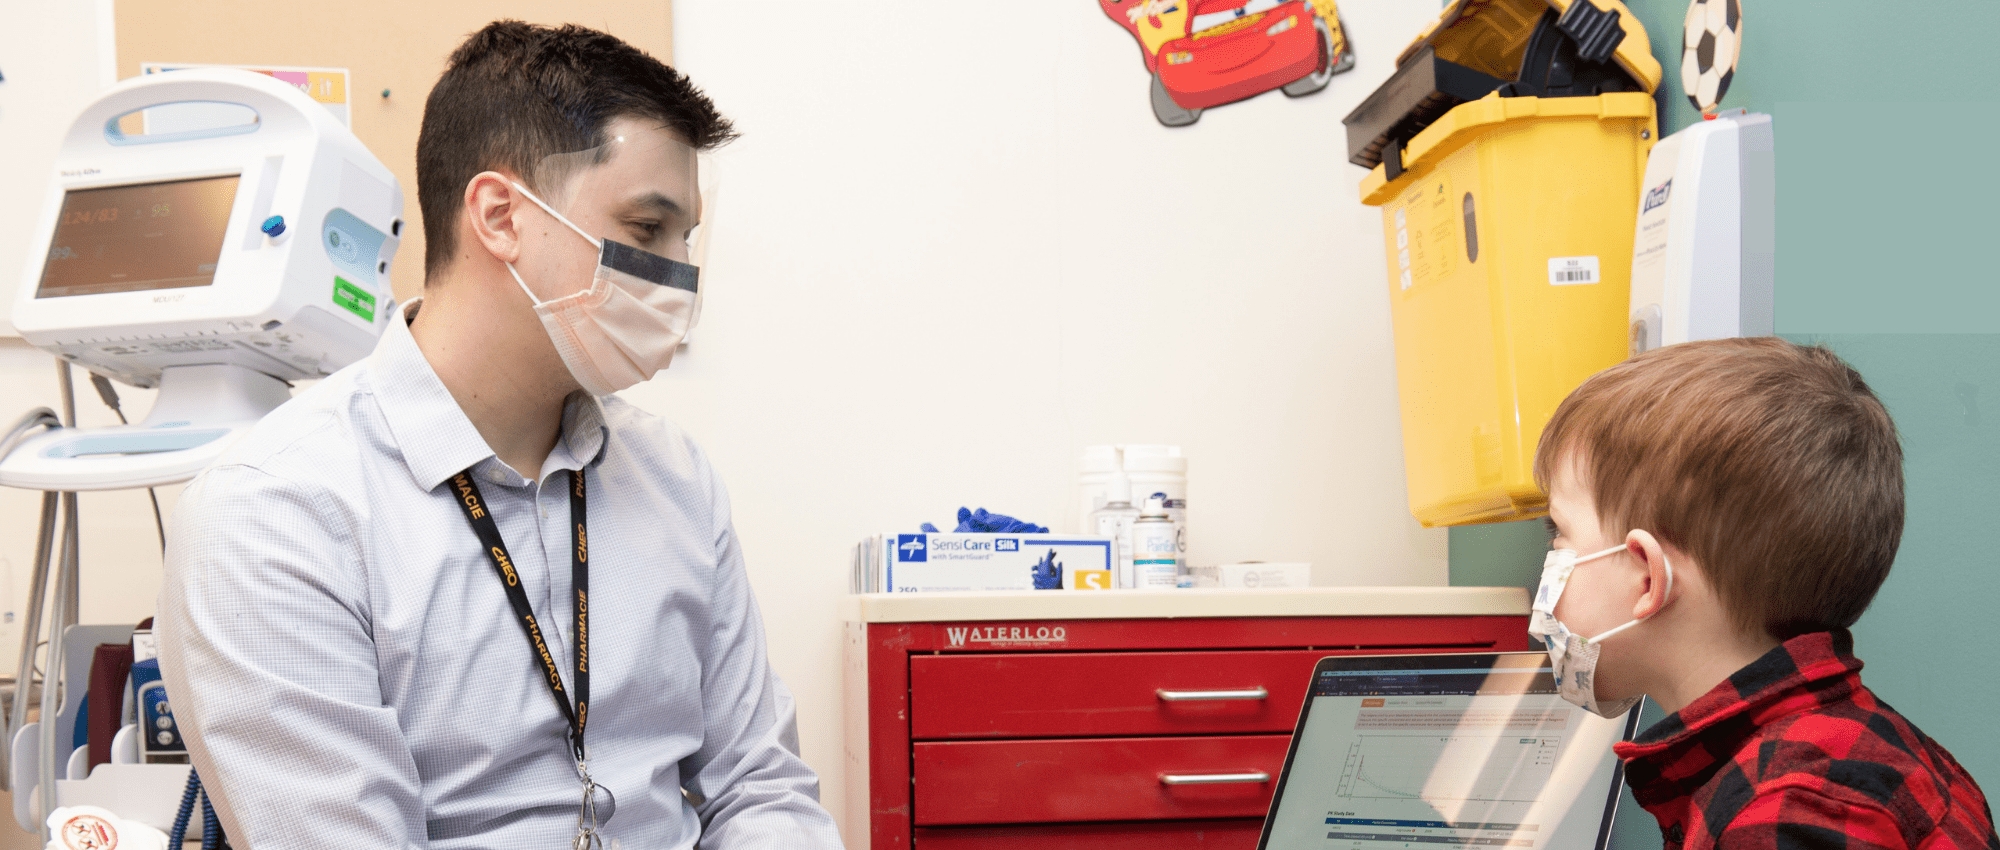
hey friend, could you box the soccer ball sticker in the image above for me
[1681,0,1742,113]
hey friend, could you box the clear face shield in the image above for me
[505,124,715,396]
[532,124,701,263]
[685,150,717,339]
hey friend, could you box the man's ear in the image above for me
[1625,528,1674,620]
[463,171,527,265]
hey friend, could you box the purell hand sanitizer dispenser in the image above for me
[1628,110,1775,354]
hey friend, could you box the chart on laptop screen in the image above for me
[1260,656,1630,850]
[1336,706,1569,802]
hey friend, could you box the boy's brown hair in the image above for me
[1533,338,1904,639]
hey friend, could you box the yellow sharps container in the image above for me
[1343,0,1661,527]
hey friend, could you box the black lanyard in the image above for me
[450,467,589,764]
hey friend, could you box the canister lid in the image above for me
[1344,0,1660,181]
[1400,0,1661,95]
[1107,470,1133,504]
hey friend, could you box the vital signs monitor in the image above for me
[1257,653,1640,850]
[2,67,402,490]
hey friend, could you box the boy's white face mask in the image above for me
[505,180,699,398]
[1528,543,1673,718]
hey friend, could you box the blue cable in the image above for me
[168,768,228,848]
[168,769,199,847]
[200,787,221,850]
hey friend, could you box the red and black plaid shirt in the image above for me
[1615,630,1997,850]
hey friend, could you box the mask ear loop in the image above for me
[505,180,606,309]
[1572,544,1627,566]
[1536,544,1616,614]
[1581,551,1674,645]
[1540,544,1623,595]
[512,180,604,249]
[506,263,544,307]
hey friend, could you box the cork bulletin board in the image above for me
[115,1,675,303]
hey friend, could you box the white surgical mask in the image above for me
[506,181,700,397]
[1527,543,1673,718]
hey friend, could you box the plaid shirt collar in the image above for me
[1613,630,1864,803]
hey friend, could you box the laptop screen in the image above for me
[1258,653,1638,850]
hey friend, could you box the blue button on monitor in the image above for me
[261,214,286,237]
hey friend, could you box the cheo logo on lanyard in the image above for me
[447,466,613,848]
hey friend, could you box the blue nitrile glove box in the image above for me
[858,533,1116,593]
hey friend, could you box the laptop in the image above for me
[1257,652,1643,850]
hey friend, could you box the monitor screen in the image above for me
[36,175,241,298]
[1260,653,1634,850]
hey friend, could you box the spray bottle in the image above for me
[1131,495,1181,590]
[1088,451,1141,588]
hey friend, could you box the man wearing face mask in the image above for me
[1527,338,1993,850]
[157,21,841,849]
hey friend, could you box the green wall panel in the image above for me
[1625,0,2000,333]
[1445,518,1546,590]
[1435,2,2000,847]
[1804,334,2000,780]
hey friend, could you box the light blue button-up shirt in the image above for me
[158,303,839,848]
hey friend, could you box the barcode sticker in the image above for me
[1548,256,1600,285]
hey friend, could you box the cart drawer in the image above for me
[913,735,1289,825]
[912,650,1325,739]
[913,819,1262,849]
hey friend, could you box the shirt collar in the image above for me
[371,299,609,492]
[551,390,608,477]
[1613,630,1864,812]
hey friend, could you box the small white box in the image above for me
[1218,562,1311,589]
[875,533,1115,593]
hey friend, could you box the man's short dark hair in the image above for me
[416,20,736,277]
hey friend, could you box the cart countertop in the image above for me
[841,586,1529,623]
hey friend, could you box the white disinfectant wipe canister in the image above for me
[1077,445,1185,533]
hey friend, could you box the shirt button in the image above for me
[487,469,508,484]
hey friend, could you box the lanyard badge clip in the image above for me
[573,756,608,850]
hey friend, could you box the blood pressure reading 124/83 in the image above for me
[36,175,240,298]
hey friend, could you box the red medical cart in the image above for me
[841,588,1530,849]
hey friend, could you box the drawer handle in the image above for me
[1156,686,1268,702]
[1160,771,1272,786]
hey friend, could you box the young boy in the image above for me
[1532,337,1996,850]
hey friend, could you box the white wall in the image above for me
[0,0,117,335]
[658,0,1449,831]
[0,0,1452,836]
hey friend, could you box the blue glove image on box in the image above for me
[1029,549,1064,590]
